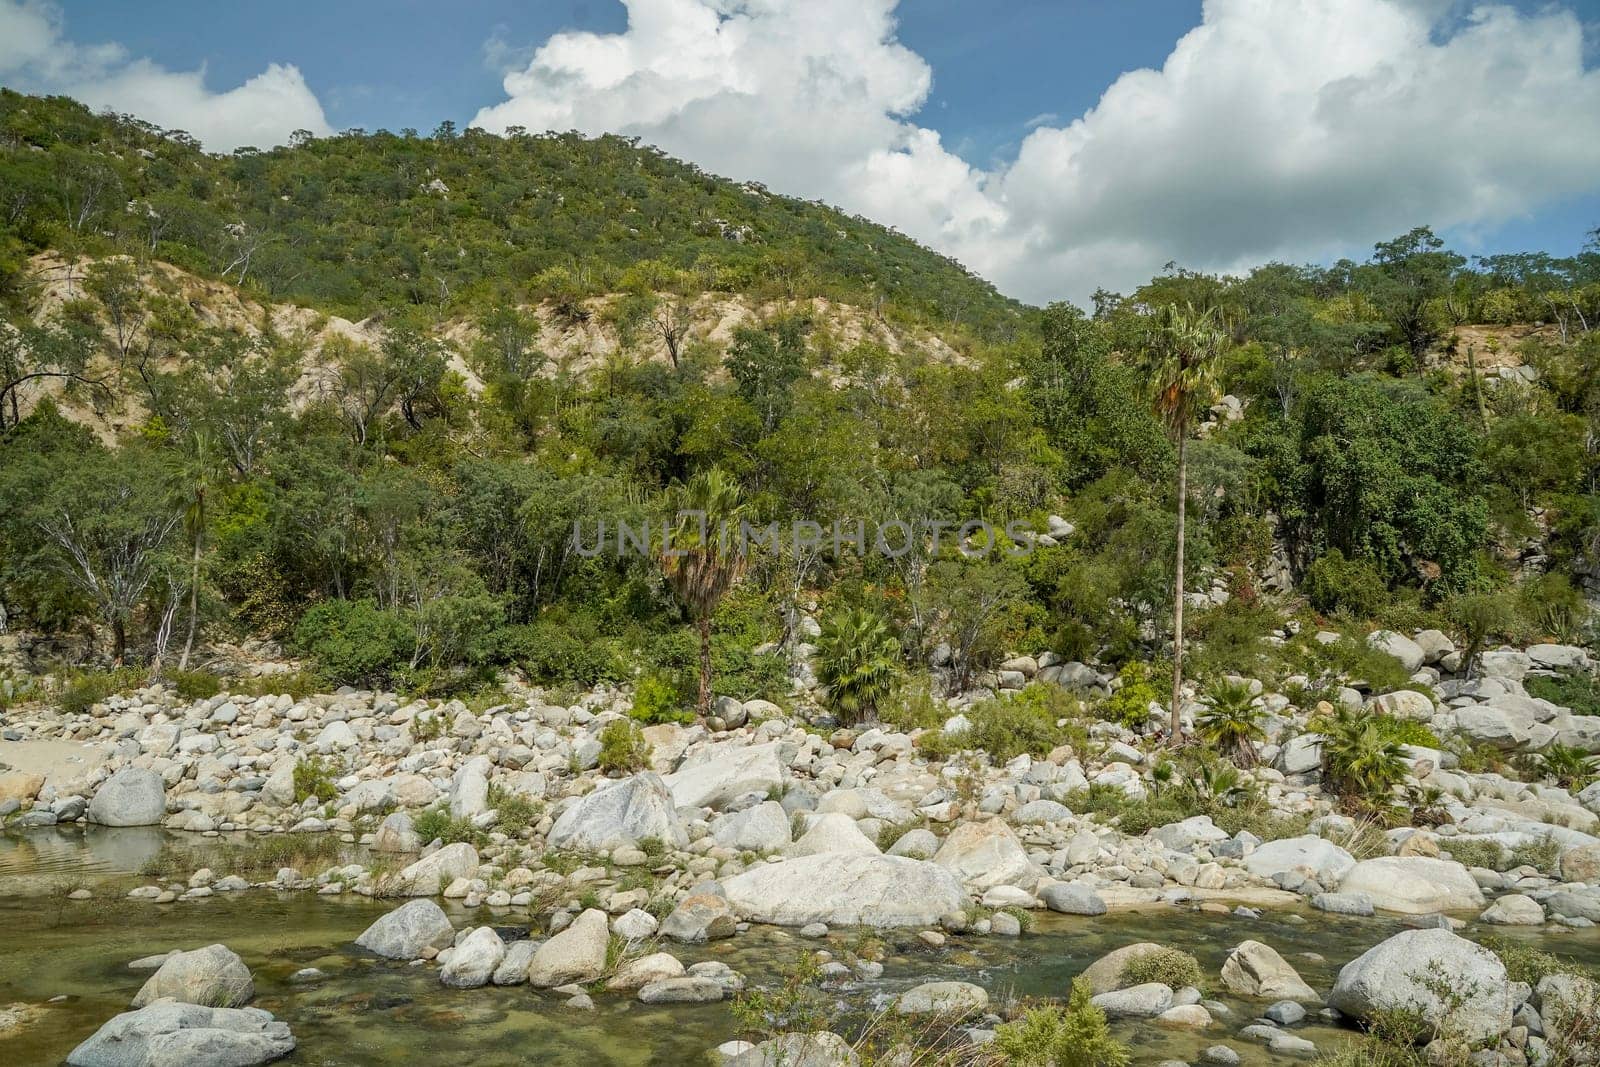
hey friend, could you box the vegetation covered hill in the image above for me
[0,88,1597,724]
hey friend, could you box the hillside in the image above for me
[0,90,1025,341]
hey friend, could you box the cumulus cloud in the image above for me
[0,0,330,151]
[473,0,1600,304]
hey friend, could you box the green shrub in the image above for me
[814,606,901,724]
[487,783,539,836]
[292,756,339,804]
[991,977,1131,1067]
[167,669,222,701]
[497,616,622,689]
[1313,707,1409,814]
[598,719,651,774]
[292,598,409,687]
[1196,678,1265,766]
[226,670,323,701]
[413,806,484,846]
[1098,662,1160,729]
[880,679,946,732]
[1444,838,1505,870]
[1371,716,1440,748]
[1483,935,1593,986]
[1122,947,1204,991]
[1528,743,1598,790]
[57,667,145,715]
[1526,671,1600,718]
[627,673,692,725]
[1304,549,1391,618]
[965,686,1078,761]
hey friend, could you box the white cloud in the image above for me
[472,0,1600,305]
[0,0,330,151]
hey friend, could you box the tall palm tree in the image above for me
[1146,302,1227,741]
[660,469,748,715]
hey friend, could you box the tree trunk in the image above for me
[1170,432,1188,741]
[178,522,203,670]
[112,615,127,666]
[1466,344,1489,431]
[696,614,713,716]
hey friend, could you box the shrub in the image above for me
[1122,948,1203,991]
[487,783,539,836]
[226,670,323,701]
[990,977,1131,1067]
[1304,549,1390,618]
[964,686,1078,761]
[1528,743,1599,790]
[1445,838,1505,870]
[57,667,145,715]
[496,615,621,689]
[167,669,222,701]
[1483,935,1592,986]
[1313,707,1409,813]
[413,805,483,846]
[1526,671,1600,718]
[292,756,339,804]
[292,598,409,687]
[1372,716,1440,748]
[814,606,901,724]
[627,673,692,725]
[1099,662,1159,729]
[598,720,651,774]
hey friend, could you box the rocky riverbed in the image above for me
[2,629,1600,1063]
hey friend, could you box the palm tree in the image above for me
[174,430,223,672]
[815,607,901,724]
[1146,302,1227,741]
[660,469,747,715]
[1315,707,1408,812]
[1196,678,1265,766]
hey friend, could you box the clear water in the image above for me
[3,826,1597,1066]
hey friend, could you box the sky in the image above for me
[2,0,1599,306]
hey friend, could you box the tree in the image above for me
[814,607,901,724]
[660,469,748,715]
[1369,226,1464,362]
[0,317,105,430]
[725,318,808,433]
[1144,302,1226,740]
[1197,678,1265,766]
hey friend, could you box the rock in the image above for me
[1014,799,1073,825]
[1155,1004,1213,1029]
[1242,836,1356,886]
[1528,644,1589,671]
[1151,815,1229,851]
[661,892,739,942]
[931,817,1041,890]
[1311,892,1374,917]
[355,899,456,959]
[885,828,938,859]
[1413,630,1456,664]
[1040,883,1107,916]
[1338,857,1484,914]
[787,812,879,857]
[1368,690,1435,721]
[722,854,966,927]
[1480,894,1545,926]
[88,768,166,827]
[613,908,659,941]
[1199,1046,1241,1066]
[1082,943,1168,995]
[1327,929,1512,1045]
[895,981,988,1016]
[1264,1000,1306,1025]
[371,812,419,854]
[639,977,725,1004]
[663,741,786,810]
[711,801,792,852]
[1277,734,1325,776]
[548,772,688,852]
[492,941,537,985]
[1369,631,1425,673]
[66,1002,295,1067]
[389,842,479,896]
[132,945,253,1008]
[606,952,685,992]
[726,1032,859,1067]
[1219,941,1319,1001]
[439,927,505,988]
[528,908,610,987]
[1560,843,1600,883]
[1092,983,1175,1018]
[1536,973,1600,1041]
[0,771,44,804]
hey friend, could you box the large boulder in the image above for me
[726,1032,859,1067]
[663,741,787,810]
[722,854,966,927]
[1327,929,1512,1045]
[1368,631,1425,673]
[1040,883,1107,916]
[388,842,479,896]
[88,768,166,826]
[355,899,456,959]
[1150,815,1228,852]
[1219,941,1319,1001]
[448,757,490,819]
[932,818,1042,890]
[1241,835,1356,886]
[371,812,420,854]
[439,927,506,989]
[1081,943,1167,995]
[1337,857,1484,914]
[67,1002,295,1067]
[787,813,879,857]
[527,908,610,987]
[711,801,792,852]
[895,981,988,1017]
[132,945,253,1008]
[547,772,688,852]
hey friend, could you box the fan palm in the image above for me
[659,469,747,715]
[1531,743,1597,791]
[1315,707,1408,810]
[1196,678,1266,766]
[1145,302,1227,741]
[815,607,901,724]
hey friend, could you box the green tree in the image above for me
[660,469,748,714]
[814,607,901,724]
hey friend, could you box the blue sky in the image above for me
[8,0,1600,302]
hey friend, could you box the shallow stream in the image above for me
[3,827,1596,1065]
